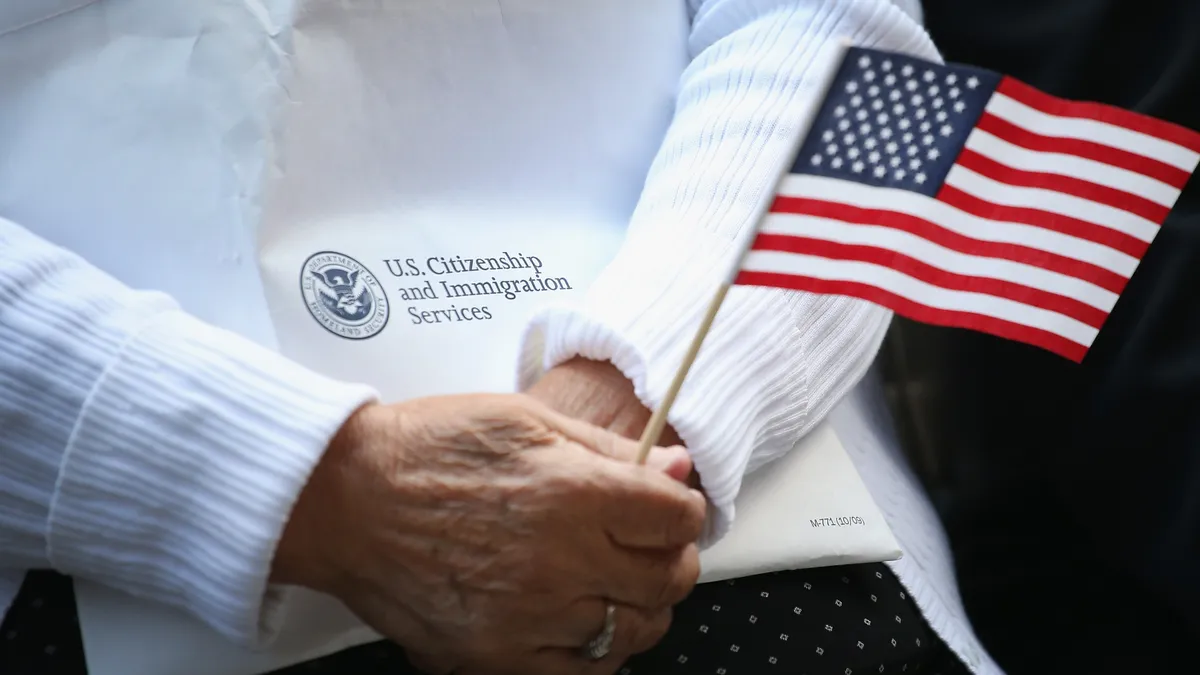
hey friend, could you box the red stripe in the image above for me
[936,185,1149,259]
[997,77,1200,154]
[750,234,1108,329]
[954,148,1170,224]
[734,271,1088,362]
[975,113,1191,188]
[769,196,1128,293]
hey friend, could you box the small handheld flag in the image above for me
[635,43,1200,463]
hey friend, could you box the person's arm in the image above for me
[0,217,377,645]
[519,0,940,541]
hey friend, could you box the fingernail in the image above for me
[646,446,692,481]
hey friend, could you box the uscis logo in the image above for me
[300,251,389,340]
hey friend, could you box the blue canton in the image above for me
[792,47,1001,197]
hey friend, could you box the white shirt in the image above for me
[0,0,999,671]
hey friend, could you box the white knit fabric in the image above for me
[0,220,377,645]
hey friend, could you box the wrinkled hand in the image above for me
[527,358,700,490]
[272,393,706,675]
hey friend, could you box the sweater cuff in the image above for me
[45,312,376,648]
[520,224,891,544]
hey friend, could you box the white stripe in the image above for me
[945,165,1160,243]
[986,93,1200,173]
[965,128,1181,208]
[741,250,1098,347]
[775,175,1141,277]
[759,213,1119,313]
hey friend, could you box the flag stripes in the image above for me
[736,49,1200,361]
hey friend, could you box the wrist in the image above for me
[529,357,683,446]
[271,401,379,593]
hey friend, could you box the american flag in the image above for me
[735,46,1200,362]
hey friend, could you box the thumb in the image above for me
[550,411,694,482]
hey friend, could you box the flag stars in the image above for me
[928,85,940,96]
[914,108,927,120]
[946,73,958,85]
[839,118,853,130]
[954,100,967,113]
[850,95,863,107]
[948,87,961,98]
[827,143,839,154]
[863,69,877,82]
[940,124,954,136]
[928,148,941,160]
[924,70,937,81]
[847,147,861,159]
[902,132,914,143]
[843,133,857,145]
[886,141,900,154]
[852,161,866,173]
[898,118,912,131]
[867,84,880,97]
[916,172,928,184]
[906,145,919,156]
[884,73,897,86]
[911,94,925,106]
[858,55,872,68]
[920,121,932,132]
[922,134,935,145]
[876,112,889,124]
[879,128,893,140]
[874,165,887,178]
[864,137,878,150]
[889,89,903,101]
[872,99,885,111]
[895,168,907,180]
[901,64,914,77]
[909,158,922,169]
[823,129,836,142]
[932,97,944,109]
[831,157,844,169]
[855,109,869,122]
[859,122,872,135]
[811,154,823,166]
[889,156,902,168]
[868,150,882,163]
[936,111,949,122]
[893,103,906,115]
[845,81,859,93]
[906,79,919,91]
[967,75,981,89]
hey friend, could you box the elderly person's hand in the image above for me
[271,393,705,675]
[528,358,702,491]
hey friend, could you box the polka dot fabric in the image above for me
[1,565,967,675]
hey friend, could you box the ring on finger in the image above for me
[581,603,617,661]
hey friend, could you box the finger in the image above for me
[583,456,707,549]
[542,404,694,483]
[533,607,673,675]
[547,598,676,650]
[594,543,701,610]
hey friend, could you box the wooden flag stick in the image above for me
[634,40,854,465]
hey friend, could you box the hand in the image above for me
[272,393,706,675]
[527,358,701,490]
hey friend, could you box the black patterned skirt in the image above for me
[1,565,966,675]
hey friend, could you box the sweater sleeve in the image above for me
[518,0,940,541]
[0,218,377,645]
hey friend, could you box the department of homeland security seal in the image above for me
[300,251,390,340]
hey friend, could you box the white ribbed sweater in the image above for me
[0,0,998,672]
